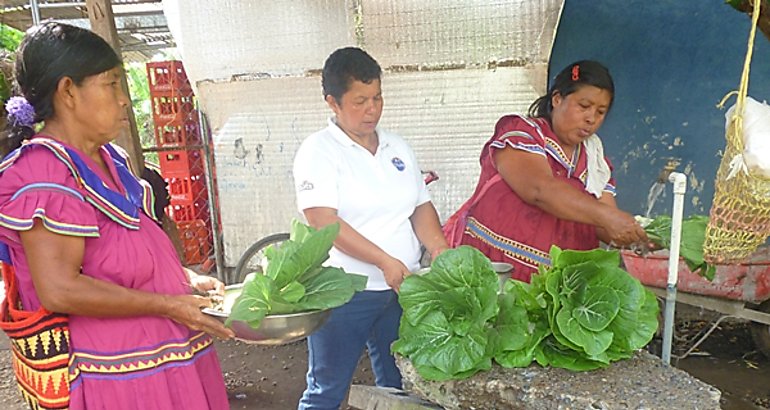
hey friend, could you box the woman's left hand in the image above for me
[188,271,226,298]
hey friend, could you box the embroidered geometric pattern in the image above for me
[465,216,551,269]
[0,264,71,410]
[9,320,71,410]
[69,332,214,386]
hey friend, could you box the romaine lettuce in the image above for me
[226,220,367,328]
[395,245,659,379]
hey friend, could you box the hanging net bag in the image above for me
[704,0,770,263]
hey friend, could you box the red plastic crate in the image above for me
[167,198,210,223]
[151,95,195,125]
[177,219,211,265]
[158,149,205,177]
[146,61,192,95]
[166,174,207,202]
[154,117,201,147]
[621,249,770,303]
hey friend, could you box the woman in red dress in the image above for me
[460,60,647,282]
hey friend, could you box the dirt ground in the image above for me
[0,304,768,410]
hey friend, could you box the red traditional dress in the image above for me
[460,115,616,283]
[0,137,228,409]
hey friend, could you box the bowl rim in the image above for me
[202,282,330,319]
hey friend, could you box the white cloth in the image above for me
[293,118,431,290]
[583,134,612,198]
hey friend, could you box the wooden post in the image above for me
[85,0,145,174]
[85,0,188,264]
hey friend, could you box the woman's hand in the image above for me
[189,272,226,298]
[377,256,411,291]
[598,208,649,248]
[165,294,235,340]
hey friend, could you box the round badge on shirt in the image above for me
[391,157,405,171]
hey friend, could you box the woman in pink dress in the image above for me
[0,22,233,409]
[460,61,648,283]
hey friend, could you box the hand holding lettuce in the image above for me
[638,214,716,280]
[226,220,367,329]
[393,246,659,381]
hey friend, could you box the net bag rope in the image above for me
[704,0,770,263]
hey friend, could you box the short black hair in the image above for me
[322,47,381,102]
[529,60,615,120]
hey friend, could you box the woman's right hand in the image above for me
[599,207,648,247]
[165,294,235,340]
[377,256,411,291]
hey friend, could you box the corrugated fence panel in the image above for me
[364,0,561,66]
[163,0,352,81]
[199,77,327,267]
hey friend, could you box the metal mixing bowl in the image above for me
[202,284,331,345]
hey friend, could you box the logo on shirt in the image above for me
[298,180,314,191]
[391,157,405,171]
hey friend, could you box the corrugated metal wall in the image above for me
[163,0,564,267]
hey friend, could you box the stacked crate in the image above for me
[147,61,211,265]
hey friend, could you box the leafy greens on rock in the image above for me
[226,220,367,329]
[393,245,659,380]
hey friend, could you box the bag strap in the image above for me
[474,174,502,205]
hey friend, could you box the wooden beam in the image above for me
[730,0,770,43]
[85,0,145,174]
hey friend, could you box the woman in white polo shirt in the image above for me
[293,47,448,410]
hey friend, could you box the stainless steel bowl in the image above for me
[202,284,331,345]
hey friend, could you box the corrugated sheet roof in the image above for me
[0,0,172,61]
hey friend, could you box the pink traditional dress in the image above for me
[460,115,616,283]
[0,137,228,409]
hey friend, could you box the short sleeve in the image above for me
[603,156,617,196]
[406,142,431,206]
[487,115,548,158]
[293,135,339,211]
[0,146,99,244]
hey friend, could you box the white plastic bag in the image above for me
[729,96,770,178]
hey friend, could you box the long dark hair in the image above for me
[528,60,614,120]
[4,22,121,154]
[322,47,381,103]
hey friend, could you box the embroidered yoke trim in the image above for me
[0,208,99,237]
[0,138,160,231]
[68,332,214,387]
[465,216,551,269]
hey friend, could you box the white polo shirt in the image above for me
[293,118,431,290]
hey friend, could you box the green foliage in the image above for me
[642,214,716,280]
[394,246,659,380]
[124,63,154,149]
[226,220,367,329]
[500,247,659,371]
[0,24,22,52]
[392,246,499,381]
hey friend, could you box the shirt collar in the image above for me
[327,117,390,150]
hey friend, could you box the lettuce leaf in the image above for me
[643,214,716,280]
[226,220,366,328]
